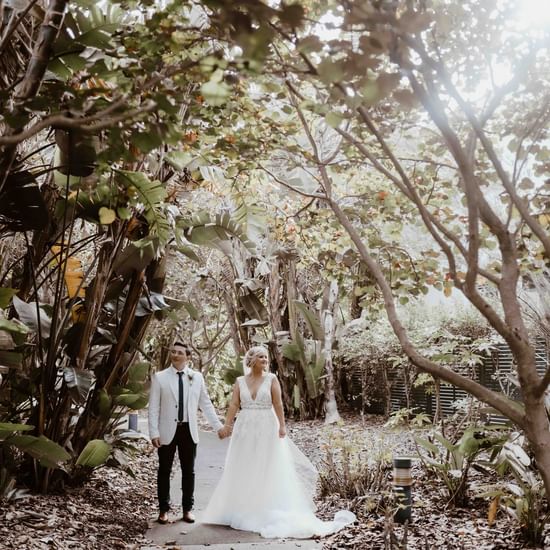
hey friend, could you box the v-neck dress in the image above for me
[202,373,355,538]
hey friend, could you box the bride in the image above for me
[202,346,355,538]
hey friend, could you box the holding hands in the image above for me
[218,425,232,439]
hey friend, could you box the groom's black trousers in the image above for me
[157,422,197,513]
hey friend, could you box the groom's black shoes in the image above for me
[158,511,169,524]
[182,511,195,523]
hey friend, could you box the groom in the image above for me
[148,341,224,524]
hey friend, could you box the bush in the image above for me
[319,428,391,513]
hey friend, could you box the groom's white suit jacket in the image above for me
[148,365,223,445]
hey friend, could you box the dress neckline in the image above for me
[244,373,268,401]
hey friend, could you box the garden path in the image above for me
[142,430,322,550]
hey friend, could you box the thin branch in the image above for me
[406,35,550,261]
[258,164,324,200]
[0,0,42,54]
[327,196,525,427]
[0,100,157,146]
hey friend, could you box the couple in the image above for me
[148,342,355,538]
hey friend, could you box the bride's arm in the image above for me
[221,382,240,436]
[271,376,286,438]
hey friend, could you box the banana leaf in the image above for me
[294,301,323,340]
[76,439,112,468]
[63,367,94,404]
[12,296,51,338]
[8,435,70,469]
[0,423,33,440]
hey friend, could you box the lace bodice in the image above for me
[238,373,274,409]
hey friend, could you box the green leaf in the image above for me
[279,3,305,27]
[415,436,440,455]
[0,318,30,335]
[222,356,244,385]
[97,389,112,417]
[165,151,194,171]
[240,292,268,323]
[177,245,201,263]
[0,423,34,440]
[113,237,159,278]
[325,111,344,128]
[433,432,456,452]
[8,435,70,468]
[98,207,116,225]
[117,207,132,220]
[179,210,257,254]
[76,439,112,468]
[200,80,231,106]
[302,347,325,398]
[282,343,302,362]
[317,59,345,84]
[128,362,149,384]
[294,301,323,340]
[131,131,163,153]
[12,295,51,338]
[297,36,323,54]
[114,391,148,409]
[76,26,117,49]
[0,288,18,309]
[115,171,168,243]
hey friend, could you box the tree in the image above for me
[0,0,302,491]
[212,0,550,492]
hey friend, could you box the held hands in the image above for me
[151,437,161,448]
[279,426,286,439]
[218,425,232,439]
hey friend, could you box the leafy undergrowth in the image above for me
[287,414,549,550]
[0,439,157,550]
[1,413,549,549]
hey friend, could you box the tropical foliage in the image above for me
[2,0,550,514]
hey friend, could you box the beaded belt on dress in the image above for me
[241,403,272,409]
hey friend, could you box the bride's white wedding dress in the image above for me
[202,373,355,538]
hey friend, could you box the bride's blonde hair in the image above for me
[243,346,269,371]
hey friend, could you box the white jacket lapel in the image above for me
[184,368,197,410]
[167,367,178,402]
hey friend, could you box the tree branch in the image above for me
[0,100,157,146]
[326,196,526,427]
[406,34,550,261]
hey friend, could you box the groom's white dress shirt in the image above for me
[148,364,223,445]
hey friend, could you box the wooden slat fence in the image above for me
[388,337,549,423]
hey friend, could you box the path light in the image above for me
[393,456,412,524]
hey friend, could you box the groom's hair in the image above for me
[172,341,191,353]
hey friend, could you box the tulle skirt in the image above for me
[202,407,355,538]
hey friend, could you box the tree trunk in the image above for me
[322,279,341,424]
[525,400,550,501]
[286,255,308,418]
[223,291,245,356]
[267,255,293,412]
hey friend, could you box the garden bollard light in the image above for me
[128,412,138,431]
[393,456,412,524]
